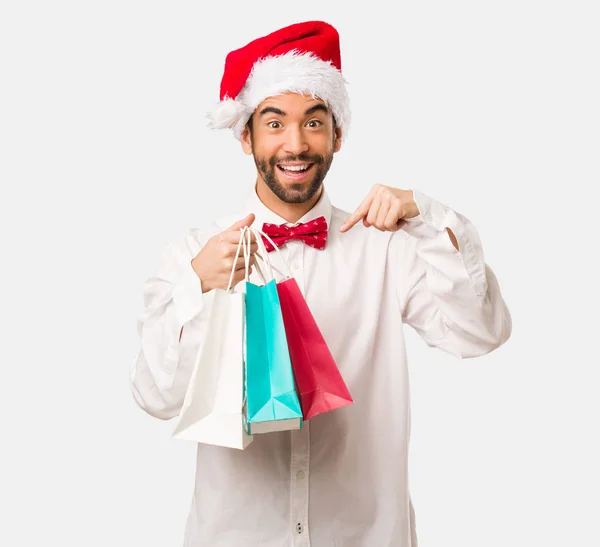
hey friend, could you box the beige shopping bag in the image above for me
[172,228,253,449]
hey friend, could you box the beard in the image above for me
[253,149,334,204]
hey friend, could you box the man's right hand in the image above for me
[191,214,258,293]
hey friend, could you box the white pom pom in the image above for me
[206,97,247,130]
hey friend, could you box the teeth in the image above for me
[281,164,309,172]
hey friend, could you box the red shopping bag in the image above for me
[276,277,354,420]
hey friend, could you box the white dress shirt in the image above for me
[131,186,511,547]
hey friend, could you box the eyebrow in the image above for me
[304,104,329,116]
[258,104,330,117]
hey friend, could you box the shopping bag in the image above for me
[172,228,253,449]
[243,228,303,435]
[257,228,354,421]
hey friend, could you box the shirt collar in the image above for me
[216,183,333,231]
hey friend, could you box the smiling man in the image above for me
[242,94,340,224]
[247,99,337,206]
[131,20,512,547]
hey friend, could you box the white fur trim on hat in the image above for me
[207,50,351,140]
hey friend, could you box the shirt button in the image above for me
[290,261,300,271]
[296,522,303,534]
[424,212,433,222]
[296,470,305,479]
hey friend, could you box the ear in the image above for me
[240,124,253,155]
[333,126,343,153]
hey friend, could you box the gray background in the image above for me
[1,1,598,545]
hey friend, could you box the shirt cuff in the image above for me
[172,259,205,327]
[159,259,205,378]
[401,189,488,296]
[401,190,458,253]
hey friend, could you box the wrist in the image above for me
[404,189,419,219]
[191,257,211,293]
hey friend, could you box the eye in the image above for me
[268,121,282,129]
[306,119,323,128]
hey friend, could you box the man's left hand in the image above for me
[340,184,459,250]
[340,185,419,233]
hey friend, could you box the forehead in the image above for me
[255,92,328,114]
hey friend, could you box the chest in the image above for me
[259,237,394,343]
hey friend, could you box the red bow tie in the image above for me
[261,216,328,252]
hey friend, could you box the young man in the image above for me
[131,20,511,547]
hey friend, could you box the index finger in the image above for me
[340,192,376,232]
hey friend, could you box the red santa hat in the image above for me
[207,20,351,140]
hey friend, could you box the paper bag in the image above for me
[243,228,303,435]
[256,228,354,421]
[172,228,253,449]
[277,277,353,420]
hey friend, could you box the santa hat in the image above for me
[207,20,350,140]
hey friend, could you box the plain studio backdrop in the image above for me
[1,1,598,546]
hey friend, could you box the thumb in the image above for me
[227,213,256,231]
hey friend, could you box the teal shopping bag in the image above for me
[243,229,303,435]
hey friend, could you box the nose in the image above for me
[282,125,309,156]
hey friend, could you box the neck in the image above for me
[255,179,323,223]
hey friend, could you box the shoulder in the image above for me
[156,220,220,270]
[177,206,248,254]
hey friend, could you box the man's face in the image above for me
[241,93,342,204]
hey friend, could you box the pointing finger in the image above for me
[340,192,376,232]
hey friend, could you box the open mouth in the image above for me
[276,163,314,181]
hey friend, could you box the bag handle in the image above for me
[252,227,274,280]
[249,227,292,280]
[225,225,292,290]
[226,227,248,293]
[243,226,267,285]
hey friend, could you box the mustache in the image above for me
[268,153,324,167]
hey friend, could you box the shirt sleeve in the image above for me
[395,190,512,359]
[130,228,216,420]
